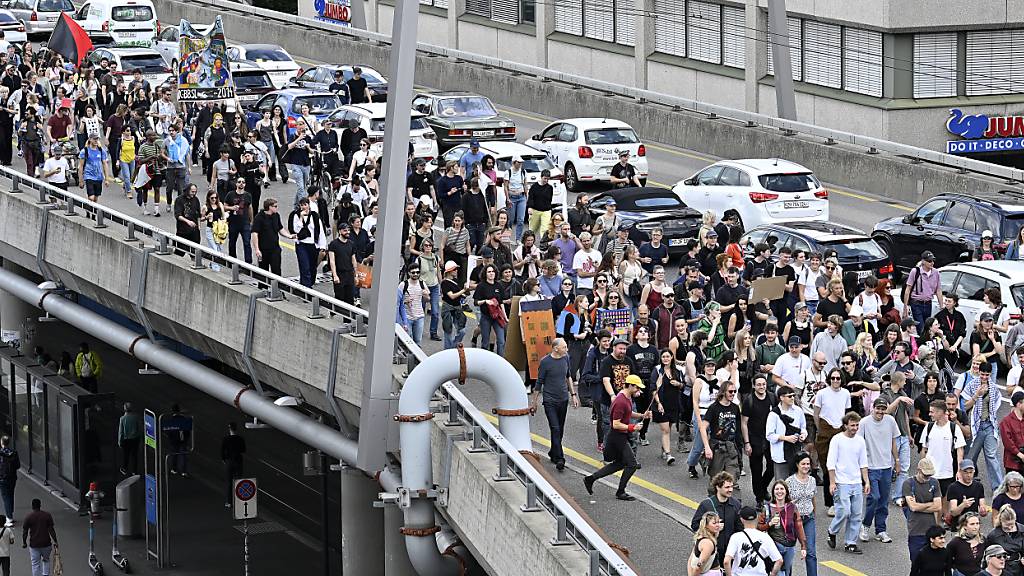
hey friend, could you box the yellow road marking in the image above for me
[643,142,714,163]
[279,240,295,251]
[646,179,672,189]
[821,561,867,576]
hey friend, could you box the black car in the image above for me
[742,221,893,281]
[287,64,389,102]
[872,191,1024,277]
[587,187,702,253]
[411,91,516,151]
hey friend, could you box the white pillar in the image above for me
[744,0,762,113]
[447,0,464,49]
[536,0,554,68]
[342,469,385,575]
[634,0,654,90]
[366,0,379,32]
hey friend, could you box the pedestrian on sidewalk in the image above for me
[221,422,246,508]
[583,374,650,501]
[0,437,19,527]
[162,404,192,477]
[0,514,13,576]
[74,342,102,393]
[530,338,578,472]
[117,403,141,476]
[22,498,56,576]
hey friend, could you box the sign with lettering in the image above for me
[177,17,234,102]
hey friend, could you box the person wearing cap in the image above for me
[899,456,942,561]
[960,360,1005,491]
[598,337,634,452]
[583,373,649,501]
[77,132,111,203]
[903,250,944,333]
[45,98,73,150]
[591,197,620,249]
[696,227,723,278]
[976,229,1002,261]
[440,260,470,349]
[857,396,900,544]
[338,118,367,170]
[458,138,485,178]
[609,149,642,189]
[723,504,783,576]
[327,69,351,104]
[312,117,341,179]
[530,337,577,472]
[503,155,528,240]
[978,544,1009,576]
[327,219,357,304]
[947,458,989,531]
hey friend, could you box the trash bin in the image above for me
[116,474,143,538]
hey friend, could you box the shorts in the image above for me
[85,179,102,197]
[652,407,678,424]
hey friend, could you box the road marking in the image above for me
[821,561,866,576]
[279,240,295,251]
[646,179,672,190]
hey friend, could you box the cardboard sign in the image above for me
[750,275,788,303]
[505,296,526,372]
[519,299,556,379]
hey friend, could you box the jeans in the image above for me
[863,467,893,534]
[892,435,911,503]
[0,480,13,522]
[409,316,424,345]
[910,301,931,334]
[508,193,527,240]
[687,412,705,467]
[908,534,928,563]
[544,400,568,464]
[228,220,252,264]
[427,284,440,337]
[296,243,319,287]
[828,483,864,546]
[29,545,51,576]
[164,165,188,204]
[288,164,310,208]
[466,222,487,252]
[119,160,134,195]
[801,514,818,576]
[967,422,1005,491]
[778,543,796,576]
[262,139,279,177]
[479,313,506,356]
[204,226,224,271]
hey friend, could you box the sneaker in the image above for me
[591,413,597,423]
[844,544,863,555]
[860,526,871,542]
[583,476,594,495]
[153,210,161,218]
[3,519,11,527]
[224,502,231,509]
[740,469,747,476]
[114,177,123,184]
[876,532,893,543]
[555,460,565,472]
[665,453,676,466]
[827,532,837,550]
[688,466,699,479]
[615,492,636,501]
[827,506,835,517]
[141,206,149,216]
[165,204,172,213]
[640,437,650,446]
[430,334,441,342]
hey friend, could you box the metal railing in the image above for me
[2,166,635,574]
[174,0,1024,184]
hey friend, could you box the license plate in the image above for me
[473,130,494,137]
[784,201,809,209]
[669,238,685,247]
[239,94,257,101]
[120,32,136,37]
[856,270,871,279]
[46,16,57,22]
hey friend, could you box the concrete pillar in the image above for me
[447,0,464,49]
[367,0,379,32]
[342,469,385,575]
[634,0,655,90]
[0,260,38,355]
[384,503,416,576]
[744,0,761,113]
[883,34,914,99]
[536,0,554,68]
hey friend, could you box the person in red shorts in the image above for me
[584,374,651,501]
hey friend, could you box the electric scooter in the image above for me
[111,507,130,573]
[86,482,105,575]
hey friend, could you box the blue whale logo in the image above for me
[946,109,989,139]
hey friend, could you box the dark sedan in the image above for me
[742,221,893,281]
[411,91,516,151]
[287,64,389,102]
[588,187,702,253]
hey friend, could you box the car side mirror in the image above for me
[958,251,971,263]
[684,177,696,186]
[902,214,916,224]
[531,134,541,141]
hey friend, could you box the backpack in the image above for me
[902,266,925,302]
[0,449,20,481]
[79,352,93,379]
[920,420,962,472]
[740,530,773,575]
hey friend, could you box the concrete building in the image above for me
[300,0,1024,166]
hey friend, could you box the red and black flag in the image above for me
[47,12,93,66]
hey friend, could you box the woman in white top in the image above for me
[297,103,319,134]
[288,197,328,287]
[619,244,646,310]
[79,104,103,142]
[347,137,377,181]
[689,511,723,576]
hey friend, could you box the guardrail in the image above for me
[179,0,1024,185]
[0,165,635,576]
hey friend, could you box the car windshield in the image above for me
[1002,213,1024,239]
[436,96,496,118]
[1011,285,1024,308]
[758,172,821,192]
[496,156,555,173]
[584,128,639,145]
[822,239,887,261]
[38,0,73,11]
[369,117,429,132]
[112,5,153,21]
[246,48,291,62]
[120,54,166,72]
[292,95,342,114]
[233,72,272,89]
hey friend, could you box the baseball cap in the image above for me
[872,397,888,409]
[901,318,917,331]
[687,281,703,291]
[480,246,495,258]
[511,156,523,163]
[606,198,617,206]
[918,457,936,476]
[337,222,351,231]
[739,506,758,521]
[984,544,1008,561]
[618,150,629,158]
[624,374,644,389]
[787,336,801,347]
[980,311,995,322]
[613,337,630,347]
[794,301,808,312]
[982,229,993,239]
[444,261,459,273]
[469,138,480,147]
[921,250,936,262]
[959,458,976,471]
[848,304,864,317]
[706,229,718,238]
[617,223,631,232]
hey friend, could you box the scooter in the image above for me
[86,483,105,575]
[111,506,130,573]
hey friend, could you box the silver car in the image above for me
[2,0,73,36]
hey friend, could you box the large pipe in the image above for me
[395,348,531,576]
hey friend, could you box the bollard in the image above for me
[156,234,171,256]
[551,514,573,546]
[267,279,283,301]
[124,222,137,242]
[492,453,514,482]
[228,262,242,285]
[307,296,324,319]
[93,210,107,229]
[191,249,205,270]
[520,480,541,512]
[65,197,76,216]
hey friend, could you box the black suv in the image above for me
[872,191,1024,277]
[741,221,893,281]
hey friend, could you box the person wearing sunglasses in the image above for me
[977,544,1009,576]
[983,509,1023,576]
[814,368,851,517]
[767,384,807,483]
[700,377,742,487]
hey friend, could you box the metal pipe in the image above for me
[395,348,531,576]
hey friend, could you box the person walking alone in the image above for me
[584,374,650,500]
[74,341,102,393]
[220,422,246,508]
[0,438,18,527]
[117,403,141,476]
[530,338,578,472]
[22,498,56,576]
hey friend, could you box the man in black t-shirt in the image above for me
[346,67,372,104]
[944,459,987,529]
[406,159,436,209]
[769,246,797,329]
[526,170,554,237]
[328,223,357,304]
[225,178,254,264]
[251,198,292,275]
[697,231,722,277]
[327,69,351,104]
[609,151,641,188]
[741,375,777,505]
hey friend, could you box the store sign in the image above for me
[945,108,1024,154]
[313,0,351,26]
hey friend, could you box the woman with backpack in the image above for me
[401,263,430,345]
[288,197,327,288]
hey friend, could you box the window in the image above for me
[554,1,582,35]
[244,48,292,62]
[843,28,882,97]
[420,0,449,8]
[557,124,577,141]
[465,0,489,17]
[466,0,526,22]
[688,1,722,64]
[788,236,812,255]
[718,167,743,186]
[696,166,723,185]
[520,0,534,24]
[540,123,562,140]
[954,273,987,302]
[758,173,820,192]
[803,20,841,89]
[766,16,802,81]
[939,271,958,296]
[584,128,639,145]
[914,33,957,98]
[654,0,686,57]
[111,5,153,21]
[491,0,519,24]
[558,0,634,45]
[583,0,613,43]
[941,201,976,231]
[722,6,745,69]
[616,3,636,47]
[966,30,1024,96]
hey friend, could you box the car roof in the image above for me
[594,186,679,202]
[342,103,423,119]
[930,191,1024,213]
[420,91,485,98]
[941,260,1024,281]
[229,60,264,72]
[718,158,813,174]
[271,88,334,97]
[761,221,868,238]
[237,44,287,51]
[554,118,635,130]
[106,47,162,57]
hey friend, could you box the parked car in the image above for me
[524,117,648,192]
[244,89,344,138]
[86,46,171,88]
[872,191,1024,278]
[741,221,893,282]
[153,22,210,69]
[229,60,274,110]
[587,187,702,253]
[75,0,157,47]
[226,44,301,89]
[673,159,829,231]
[0,10,27,44]
[411,91,515,151]
[932,260,1024,353]
[2,0,73,36]
[287,64,388,101]
[326,102,437,161]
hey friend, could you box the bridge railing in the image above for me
[1,165,635,576]
[183,0,1024,184]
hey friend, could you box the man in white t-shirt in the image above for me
[920,397,966,498]
[40,150,69,190]
[724,506,783,576]
[826,412,869,554]
[772,336,811,392]
[1008,346,1024,396]
[572,232,601,295]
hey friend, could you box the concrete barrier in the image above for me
[154,0,1021,204]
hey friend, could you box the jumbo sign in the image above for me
[945,108,1024,154]
[313,0,351,25]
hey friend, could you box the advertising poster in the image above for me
[176,17,234,102]
[312,0,352,26]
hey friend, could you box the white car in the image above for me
[226,44,300,89]
[2,0,73,36]
[673,159,829,230]
[933,261,1024,354]
[525,117,648,192]
[429,140,567,214]
[325,102,438,161]
[0,10,26,44]
[86,46,171,87]
[153,22,210,69]
[75,0,157,47]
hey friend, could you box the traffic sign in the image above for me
[233,478,258,520]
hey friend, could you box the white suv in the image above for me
[525,117,647,192]
[326,103,438,162]
[673,159,828,229]
[934,261,1024,353]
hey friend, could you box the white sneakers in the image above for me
[877,532,892,543]
[859,527,893,543]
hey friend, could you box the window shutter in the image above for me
[843,28,882,97]
[803,20,841,89]
[491,0,519,24]
[555,1,582,35]
[687,1,721,64]
[966,30,1019,96]
[653,0,686,57]
[465,0,489,18]
[434,0,449,8]
[722,5,745,69]
[616,1,636,47]
[766,16,802,81]
[913,33,957,98]
[584,0,614,43]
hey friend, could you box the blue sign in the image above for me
[145,474,157,525]
[144,411,156,449]
[946,109,990,139]
[946,137,1024,155]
